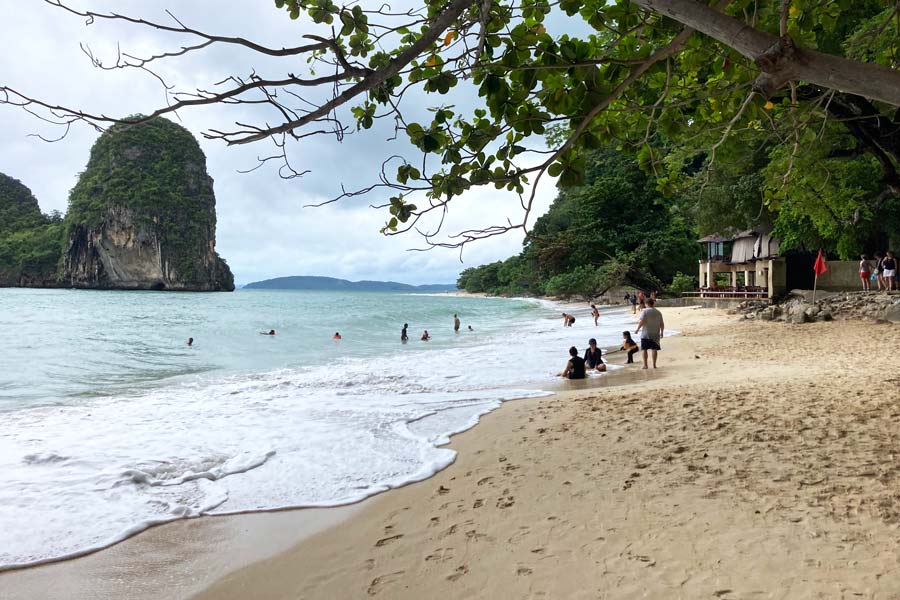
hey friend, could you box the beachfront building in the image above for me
[692,228,786,299]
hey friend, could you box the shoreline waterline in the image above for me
[0,304,661,597]
[0,290,643,576]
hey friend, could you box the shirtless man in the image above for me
[454,314,461,332]
[561,312,575,327]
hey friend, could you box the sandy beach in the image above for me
[5,305,900,599]
[195,305,900,599]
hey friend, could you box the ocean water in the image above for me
[0,288,638,569]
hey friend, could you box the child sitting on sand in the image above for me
[620,331,639,364]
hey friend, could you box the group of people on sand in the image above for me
[402,314,472,343]
[623,289,657,314]
[860,252,898,292]
[559,297,665,379]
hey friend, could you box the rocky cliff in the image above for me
[63,117,234,291]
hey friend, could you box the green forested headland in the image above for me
[0,174,65,286]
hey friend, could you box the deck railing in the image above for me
[682,287,769,299]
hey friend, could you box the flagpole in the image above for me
[813,273,818,303]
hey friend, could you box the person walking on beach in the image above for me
[875,252,886,290]
[635,298,664,369]
[884,251,897,291]
[860,255,872,292]
[630,293,638,314]
[583,338,607,372]
[591,304,600,326]
[454,314,461,333]
[401,323,409,343]
[559,346,586,379]
[620,331,639,364]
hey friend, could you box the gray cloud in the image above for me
[0,0,558,285]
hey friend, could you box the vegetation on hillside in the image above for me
[0,174,65,284]
[457,147,698,297]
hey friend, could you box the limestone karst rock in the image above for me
[63,117,234,291]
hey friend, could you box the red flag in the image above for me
[813,249,828,277]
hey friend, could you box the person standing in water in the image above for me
[454,314,461,333]
[401,323,409,343]
[635,298,664,369]
[333,332,342,340]
[591,304,600,326]
[187,337,194,347]
[421,330,431,341]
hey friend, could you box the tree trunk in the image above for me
[631,0,900,106]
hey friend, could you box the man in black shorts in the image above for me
[635,298,664,369]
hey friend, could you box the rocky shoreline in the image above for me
[733,291,900,324]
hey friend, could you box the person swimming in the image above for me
[333,332,342,340]
[468,325,474,331]
[421,330,430,341]
[260,329,276,335]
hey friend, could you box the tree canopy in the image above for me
[3,1,900,251]
[457,146,698,296]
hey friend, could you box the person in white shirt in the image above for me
[634,298,665,369]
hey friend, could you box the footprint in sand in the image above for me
[473,498,484,508]
[367,571,405,596]
[375,534,403,547]
[446,565,469,582]
[440,524,458,538]
[497,496,515,509]
[425,548,455,563]
[437,485,451,495]
[517,566,533,576]
[477,476,494,486]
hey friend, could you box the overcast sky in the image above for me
[0,0,560,285]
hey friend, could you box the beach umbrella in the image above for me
[813,249,828,302]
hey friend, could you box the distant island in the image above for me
[244,276,456,293]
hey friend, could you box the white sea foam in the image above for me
[0,292,643,570]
